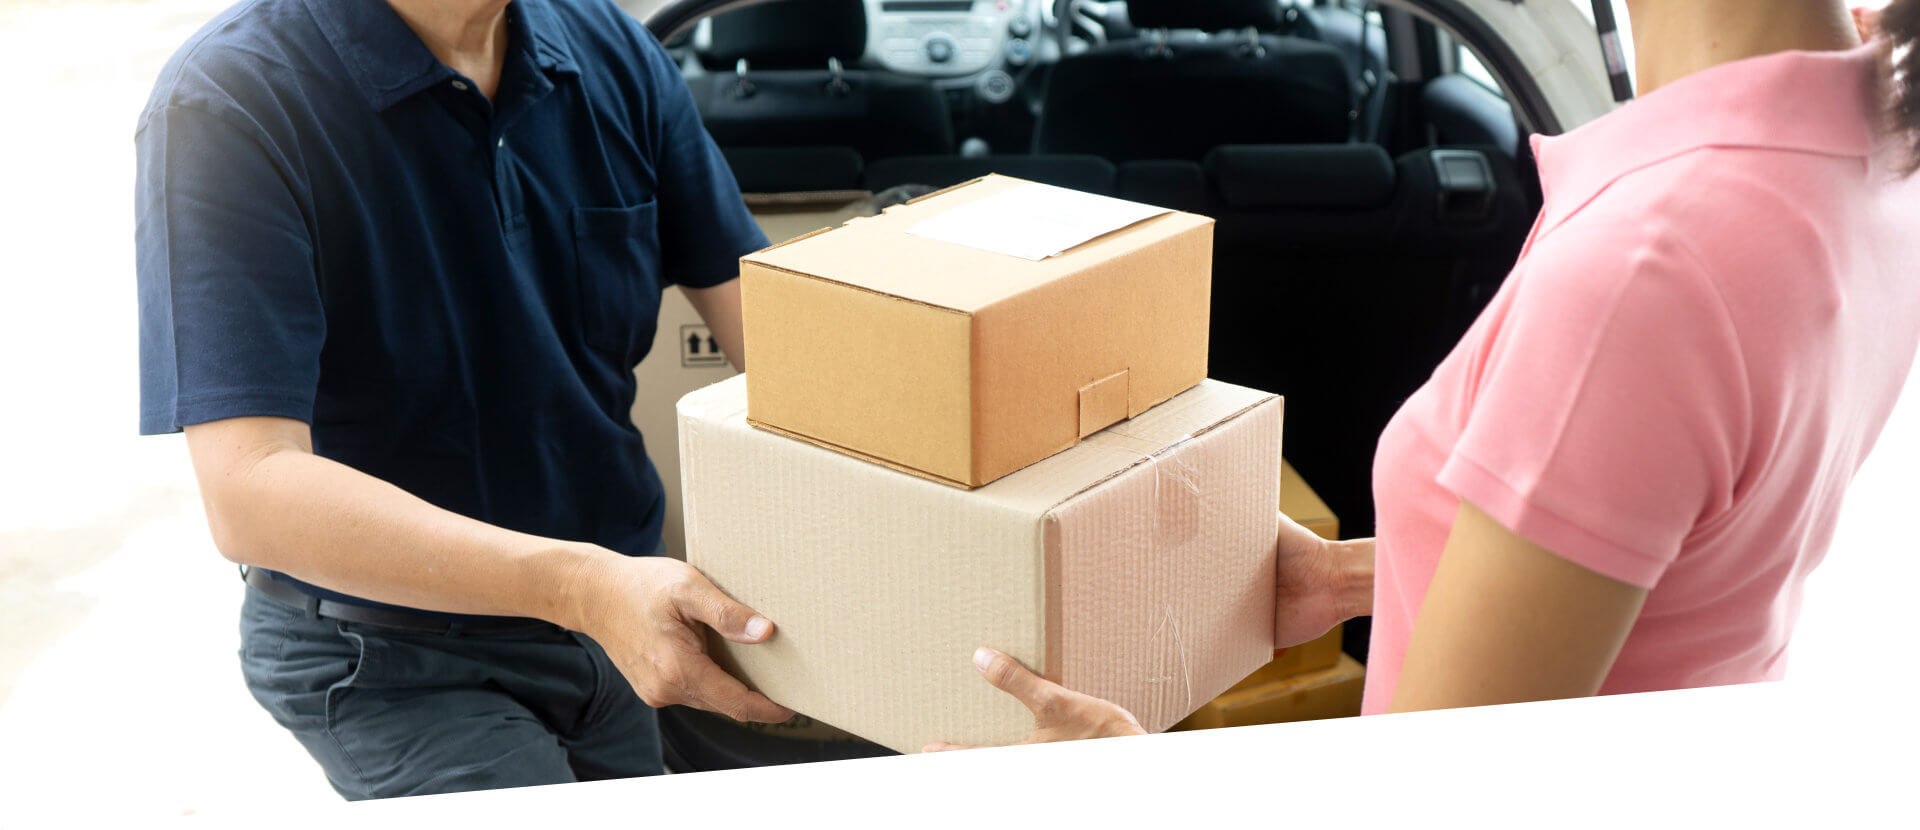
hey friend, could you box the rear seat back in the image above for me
[1199,143,1532,534]
[687,0,954,161]
[1034,35,1353,162]
[721,146,865,194]
[1116,160,1210,213]
[1034,0,1351,163]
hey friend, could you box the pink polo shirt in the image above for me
[1362,44,1920,713]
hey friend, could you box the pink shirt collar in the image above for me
[1531,44,1883,226]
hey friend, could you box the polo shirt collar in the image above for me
[302,0,579,112]
[518,1,581,78]
[1532,44,1882,226]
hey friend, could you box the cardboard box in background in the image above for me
[1261,625,1346,679]
[1171,654,1366,731]
[1282,459,1339,543]
[679,376,1282,754]
[630,193,872,559]
[742,175,1215,489]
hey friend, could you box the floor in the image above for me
[0,0,1913,823]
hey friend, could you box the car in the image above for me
[640,0,1619,546]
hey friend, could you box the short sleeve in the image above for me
[633,28,770,289]
[136,105,324,435]
[1435,225,1750,589]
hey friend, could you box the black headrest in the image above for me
[707,0,866,69]
[1127,0,1283,31]
[1204,144,1396,209]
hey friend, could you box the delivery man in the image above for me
[135,0,790,798]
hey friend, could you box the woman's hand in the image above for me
[1275,512,1374,648]
[922,648,1147,752]
[924,516,1374,751]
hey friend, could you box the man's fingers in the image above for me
[972,647,1058,716]
[674,571,775,644]
[674,654,795,723]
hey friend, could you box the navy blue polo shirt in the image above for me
[135,0,768,613]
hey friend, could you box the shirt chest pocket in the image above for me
[571,200,664,363]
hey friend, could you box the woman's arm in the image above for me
[1387,501,1646,712]
[186,415,793,723]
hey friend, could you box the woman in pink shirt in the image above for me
[933,0,1920,746]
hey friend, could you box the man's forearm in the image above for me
[682,280,746,373]
[200,444,617,627]
[189,416,795,723]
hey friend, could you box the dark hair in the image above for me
[1886,0,1920,171]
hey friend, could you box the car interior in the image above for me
[662,0,1541,541]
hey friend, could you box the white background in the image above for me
[0,0,1912,824]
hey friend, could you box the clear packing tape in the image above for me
[1053,426,1212,723]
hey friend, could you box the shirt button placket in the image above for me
[493,134,511,224]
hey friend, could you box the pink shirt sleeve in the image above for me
[1435,222,1751,589]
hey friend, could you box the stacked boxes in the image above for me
[680,176,1291,753]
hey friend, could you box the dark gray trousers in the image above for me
[238,588,662,800]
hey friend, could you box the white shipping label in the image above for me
[905,182,1172,261]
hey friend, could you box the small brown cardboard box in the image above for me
[740,174,1215,489]
[679,375,1280,753]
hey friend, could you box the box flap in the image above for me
[741,174,1213,313]
[1078,369,1130,439]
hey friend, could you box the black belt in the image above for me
[241,567,559,636]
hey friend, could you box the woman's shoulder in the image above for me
[1531,145,1868,308]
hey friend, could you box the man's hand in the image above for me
[564,553,794,724]
[922,648,1147,752]
[1275,512,1374,648]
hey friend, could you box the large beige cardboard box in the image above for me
[630,193,872,559]
[679,375,1281,753]
[740,174,1215,489]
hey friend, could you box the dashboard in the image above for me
[863,0,1046,103]
[866,0,1036,75]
